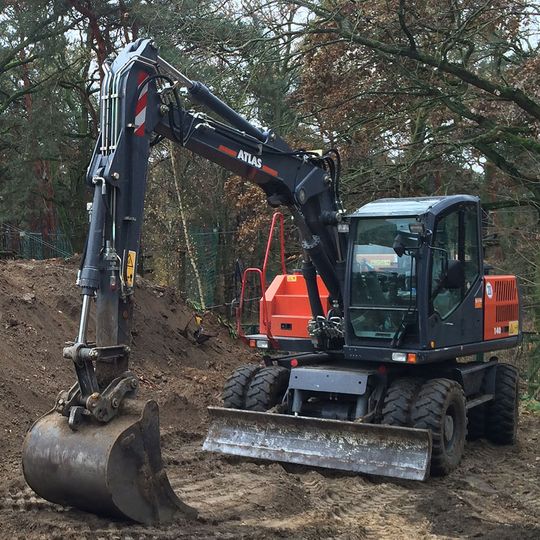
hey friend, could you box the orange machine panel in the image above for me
[483,275,519,340]
[260,274,330,338]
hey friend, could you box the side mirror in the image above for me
[393,235,405,257]
[393,232,420,258]
[444,259,465,289]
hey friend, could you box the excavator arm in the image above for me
[22,38,348,524]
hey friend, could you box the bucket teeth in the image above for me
[22,399,196,524]
[204,407,432,481]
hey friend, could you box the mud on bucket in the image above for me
[22,399,197,524]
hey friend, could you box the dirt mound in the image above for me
[0,259,538,539]
[0,258,253,478]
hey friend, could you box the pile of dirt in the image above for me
[0,258,254,479]
[0,259,538,539]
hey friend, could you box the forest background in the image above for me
[0,0,539,398]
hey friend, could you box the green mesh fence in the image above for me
[184,228,220,308]
[182,220,294,317]
[1,225,73,259]
[524,333,540,399]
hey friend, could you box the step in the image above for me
[465,394,494,410]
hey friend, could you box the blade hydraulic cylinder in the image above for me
[204,407,432,481]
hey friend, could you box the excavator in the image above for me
[22,39,521,524]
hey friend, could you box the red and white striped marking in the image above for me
[134,72,148,137]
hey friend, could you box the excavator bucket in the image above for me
[204,407,432,481]
[22,399,196,524]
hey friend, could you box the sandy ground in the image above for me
[0,259,538,539]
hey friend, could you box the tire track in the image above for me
[283,472,437,539]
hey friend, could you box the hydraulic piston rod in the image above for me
[77,294,91,343]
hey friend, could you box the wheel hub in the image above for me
[443,414,454,443]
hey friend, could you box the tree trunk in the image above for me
[169,144,206,309]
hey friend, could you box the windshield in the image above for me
[350,217,417,339]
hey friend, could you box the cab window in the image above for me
[350,217,418,339]
[431,205,480,318]
[463,206,480,288]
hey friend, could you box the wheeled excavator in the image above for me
[22,39,522,524]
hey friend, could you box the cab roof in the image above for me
[348,195,479,218]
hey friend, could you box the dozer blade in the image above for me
[204,407,432,481]
[22,399,197,524]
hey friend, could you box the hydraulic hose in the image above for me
[290,206,342,306]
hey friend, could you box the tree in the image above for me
[0,1,83,236]
[264,1,540,203]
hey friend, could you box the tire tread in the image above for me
[222,364,261,409]
[485,364,519,445]
[381,377,422,426]
[245,366,289,411]
[411,378,466,476]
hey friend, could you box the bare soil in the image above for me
[0,259,538,539]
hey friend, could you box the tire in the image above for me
[411,378,467,477]
[222,364,261,409]
[466,405,485,441]
[245,366,290,411]
[381,377,422,426]
[485,363,519,445]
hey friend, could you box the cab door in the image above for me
[427,203,484,348]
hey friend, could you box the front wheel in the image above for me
[411,378,467,477]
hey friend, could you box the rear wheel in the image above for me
[485,363,519,444]
[411,378,467,477]
[222,364,261,409]
[245,366,290,411]
[381,377,422,426]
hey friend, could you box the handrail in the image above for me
[261,212,286,287]
[236,267,273,342]
[236,211,286,347]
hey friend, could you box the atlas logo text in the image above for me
[237,149,262,168]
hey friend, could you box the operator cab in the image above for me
[343,195,520,363]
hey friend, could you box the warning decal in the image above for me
[508,320,519,336]
[126,250,136,287]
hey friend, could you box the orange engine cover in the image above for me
[483,275,520,340]
[260,274,330,338]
